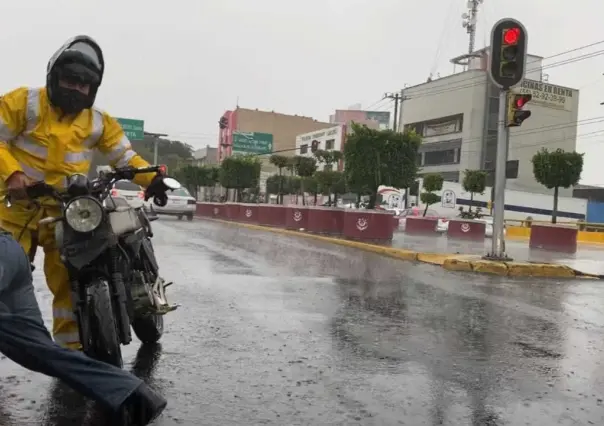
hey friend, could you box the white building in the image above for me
[399,48,579,196]
[295,124,346,171]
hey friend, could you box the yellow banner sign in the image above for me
[514,80,574,111]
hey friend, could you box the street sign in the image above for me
[232,132,273,155]
[116,117,145,140]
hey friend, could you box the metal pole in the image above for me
[486,89,511,260]
[153,138,159,165]
[392,95,399,131]
[144,132,167,165]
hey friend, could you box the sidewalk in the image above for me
[392,233,604,276]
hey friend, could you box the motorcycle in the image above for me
[6,165,179,367]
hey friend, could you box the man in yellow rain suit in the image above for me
[0,35,168,350]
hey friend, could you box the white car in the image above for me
[111,180,145,209]
[152,187,196,221]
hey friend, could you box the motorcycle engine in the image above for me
[130,270,171,315]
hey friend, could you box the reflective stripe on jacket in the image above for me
[0,86,154,190]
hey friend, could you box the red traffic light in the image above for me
[503,27,520,45]
[158,164,167,175]
[515,94,532,108]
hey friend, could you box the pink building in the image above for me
[329,110,391,131]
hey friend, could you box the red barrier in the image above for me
[238,204,259,223]
[404,217,438,234]
[343,210,394,242]
[447,219,485,241]
[195,202,222,218]
[224,203,240,220]
[196,202,213,217]
[529,224,578,253]
[209,203,222,218]
[258,205,287,227]
[285,206,308,230]
[306,207,345,235]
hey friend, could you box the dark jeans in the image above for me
[0,232,142,411]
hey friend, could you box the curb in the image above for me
[194,216,601,280]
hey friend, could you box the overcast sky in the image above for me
[2,0,603,183]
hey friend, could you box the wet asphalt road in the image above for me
[2,217,604,425]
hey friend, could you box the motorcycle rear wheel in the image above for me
[85,278,123,368]
[132,314,164,344]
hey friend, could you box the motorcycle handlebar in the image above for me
[6,165,165,204]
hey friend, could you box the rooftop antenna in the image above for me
[455,0,484,69]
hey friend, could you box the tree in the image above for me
[532,148,584,223]
[420,173,443,216]
[302,175,320,205]
[344,123,421,209]
[269,154,289,204]
[174,165,207,197]
[266,175,287,199]
[287,176,301,199]
[314,149,343,171]
[218,155,262,201]
[315,170,346,206]
[291,156,317,205]
[462,169,487,215]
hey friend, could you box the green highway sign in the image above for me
[232,132,273,155]
[116,117,145,140]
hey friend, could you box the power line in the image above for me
[427,115,604,149]
[396,41,604,100]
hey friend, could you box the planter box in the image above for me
[343,210,394,242]
[529,224,578,253]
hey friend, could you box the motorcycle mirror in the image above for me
[163,177,181,190]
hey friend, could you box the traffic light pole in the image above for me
[485,90,512,261]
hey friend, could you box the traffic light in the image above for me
[506,93,532,127]
[311,140,319,153]
[488,18,528,89]
[218,116,228,129]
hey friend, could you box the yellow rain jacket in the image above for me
[0,86,155,349]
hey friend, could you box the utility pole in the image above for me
[386,89,414,208]
[384,91,406,130]
[144,131,168,165]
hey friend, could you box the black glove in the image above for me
[144,175,169,206]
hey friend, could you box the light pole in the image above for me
[144,131,168,165]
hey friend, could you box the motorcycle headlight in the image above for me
[65,197,103,233]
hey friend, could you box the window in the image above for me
[424,149,457,166]
[325,139,335,150]
[300,144,308,154]
[173,188,191,197]
[407,114,463,138]
[114,180,142,191]
[324,164,333,171]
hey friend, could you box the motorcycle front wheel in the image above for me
[85,278,123,368]
[132,314,164,344]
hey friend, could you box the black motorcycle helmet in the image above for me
[46,35,104,114]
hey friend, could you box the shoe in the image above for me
[119,382,167,425]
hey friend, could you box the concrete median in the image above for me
[195,205,600,279]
